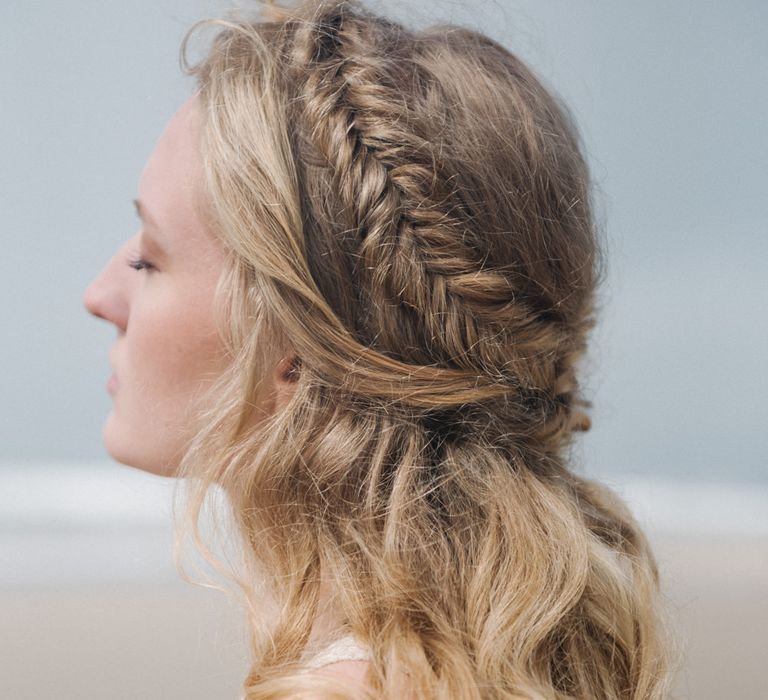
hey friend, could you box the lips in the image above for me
[108,347,119,395]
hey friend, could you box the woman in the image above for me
[84,0,675,697]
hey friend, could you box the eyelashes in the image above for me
[127,257,155,272]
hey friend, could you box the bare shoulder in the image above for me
[301,661,419,700]
[283,660,373,699]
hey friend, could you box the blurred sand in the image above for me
[650,531,768,700]
[0,583,249,700]
[1,531,766,699]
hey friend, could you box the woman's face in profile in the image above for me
[83,96,230,477]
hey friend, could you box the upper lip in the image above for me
[108,349,117,377]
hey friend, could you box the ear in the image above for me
[272,355,301,411]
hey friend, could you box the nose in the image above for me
[83,242,132,330]
[83,273,110,322]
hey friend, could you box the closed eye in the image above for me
[127,257,155,272]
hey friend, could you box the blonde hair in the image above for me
[176,1,677,697]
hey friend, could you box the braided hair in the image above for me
[177,2,675,698]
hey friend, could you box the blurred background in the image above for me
[1,1,766,698]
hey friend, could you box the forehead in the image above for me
[137,96,206,238]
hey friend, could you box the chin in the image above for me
[102,413,180,478]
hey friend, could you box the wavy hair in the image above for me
[175,1,677,697]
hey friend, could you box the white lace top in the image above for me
[238,635,370,699]
[301,634,371,669]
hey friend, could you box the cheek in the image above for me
[109,280,228,471]
[129,290,226,410]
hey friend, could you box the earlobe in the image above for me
[278,355,301,383]
[272,355,300,412]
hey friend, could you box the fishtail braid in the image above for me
[281,1,593,450]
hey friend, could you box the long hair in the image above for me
[175,1,677,697]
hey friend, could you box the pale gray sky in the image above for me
[1,1,765,481]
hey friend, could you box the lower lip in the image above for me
[106,374,118,394]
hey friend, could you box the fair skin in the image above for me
[83,95,294,477]
[84,95,371,692]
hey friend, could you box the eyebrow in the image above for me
[132,198,160,230]
[133,198,167,258]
